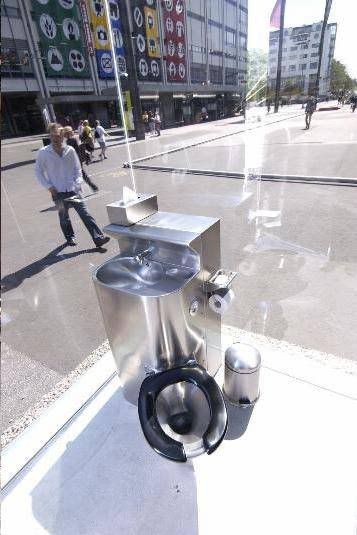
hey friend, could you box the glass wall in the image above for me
[1,0,356,447]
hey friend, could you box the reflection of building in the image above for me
[268,21,337,96]
[1,0,248,137]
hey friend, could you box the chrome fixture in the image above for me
[93,194,236,462]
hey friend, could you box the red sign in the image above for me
[79,0,94,56]
[162,0,187,82]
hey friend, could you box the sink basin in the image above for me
[95,255,197,296]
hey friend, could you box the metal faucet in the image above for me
[134,247,153,265]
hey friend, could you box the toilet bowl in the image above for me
[138,364,227,462]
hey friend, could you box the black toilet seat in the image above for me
[138,364,227,462]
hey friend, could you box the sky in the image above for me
[248,0,357,78]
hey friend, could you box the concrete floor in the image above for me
[1,109,357,431]
[2,328,357,535]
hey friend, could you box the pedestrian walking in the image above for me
[266,98,271,113]
[148,112,156,136]
[350,94,357,112]
[78,120,84,138]
[94,120,108,160]
[63,126,99,192]
[35,123,110,248]
[154,111,161,136]
[142,110,149,133]
[304,96,315,129]
[201,106,208,121]
[81,120,94,161]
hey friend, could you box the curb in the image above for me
[131,163,357,187]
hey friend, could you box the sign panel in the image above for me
[144,6,160,58]
[79,0,94,55]
[110,0,126,74]
[162,0,187,82]
[31,0,90,78]
[87,0,126,79]
[131,0,162,82]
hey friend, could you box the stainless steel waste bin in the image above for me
[223,343,261,406]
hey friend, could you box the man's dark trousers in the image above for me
[54,192,103,242]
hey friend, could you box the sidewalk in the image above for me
[1,111,301,171]
[1,126,125,147]
[2,326,356,535]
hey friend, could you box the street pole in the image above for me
[274,0,286,113]
[315,0,333,98]
[119,0,145,140]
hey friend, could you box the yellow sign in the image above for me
[144,7,160,58]
[124,91,134,131]
[87,0,110,50]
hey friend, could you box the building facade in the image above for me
[268,21,337,97]
[1,0,248,137]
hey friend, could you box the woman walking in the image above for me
[81,120,94,161]
[63,126,99,191]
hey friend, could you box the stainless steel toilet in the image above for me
[93,195,235,461]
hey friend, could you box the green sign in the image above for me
[32,0,90,78]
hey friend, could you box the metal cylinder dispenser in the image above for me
[223,343,261,406]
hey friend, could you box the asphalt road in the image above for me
[1,107,357,431]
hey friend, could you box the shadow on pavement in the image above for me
[31,385,199,535]
[39,206,58,212]
[1,244,106,294]
[1,159,36,172]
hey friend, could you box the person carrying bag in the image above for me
[81,120,94,161]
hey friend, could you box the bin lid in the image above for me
[225,343,261,373]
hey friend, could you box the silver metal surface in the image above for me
[134,247,154,264]
[106,194,158,226]
[206,269,238,293]
[94,211,224,405]
[156,381,211,457]
[223,343,261,405]
[225,343,261,373]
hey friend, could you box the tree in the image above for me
[330,59,357,94]
[247,49,268,102]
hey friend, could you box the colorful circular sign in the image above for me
[117,55,127,73]
[48,47,64,71]
[100,52,113,74]
[96,25,109,47]
[136,33,146,53]
[69,49,85,72]
[63,18,80,41]
[91,0,104,17]
[168,62,176,77]
[109,1,119,20]
[112,28,123,49]
[134,7,143,28]
[151,60,160,77]
[139,58,149,77]
[40,13,57,40]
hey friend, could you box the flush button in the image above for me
[189,299,200,316]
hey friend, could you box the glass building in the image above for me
[1,0,248,136]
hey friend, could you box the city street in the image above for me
[1,106,357,432]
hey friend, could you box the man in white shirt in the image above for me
[35,123,110,248]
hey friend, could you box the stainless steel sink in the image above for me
[95,255,197,296]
